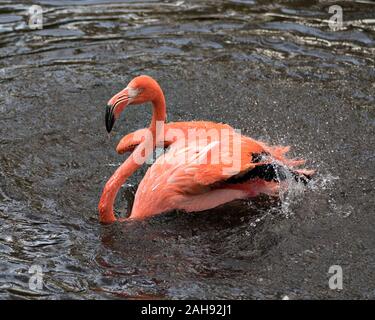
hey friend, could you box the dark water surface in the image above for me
[0,0,374,299]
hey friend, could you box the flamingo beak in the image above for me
[105,89,130,133]
[105,104,115,133]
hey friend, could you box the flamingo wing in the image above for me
[129,132,305,219]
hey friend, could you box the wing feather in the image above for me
[146,133,267,194]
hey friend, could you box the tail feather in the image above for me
[261,144,307,168]
[226,163,314,185]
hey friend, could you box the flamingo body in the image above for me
[128,131,312,220]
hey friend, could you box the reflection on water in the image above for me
[0,0,374,299]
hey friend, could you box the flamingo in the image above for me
[98,75,314,223]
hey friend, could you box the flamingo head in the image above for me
[105,75,162,133]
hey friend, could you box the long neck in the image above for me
[98,88,167,223]
[150,89,166,135]
[98,153,141,223]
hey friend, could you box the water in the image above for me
[0,0,374,299]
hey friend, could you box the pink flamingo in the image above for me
[99,75,313,223]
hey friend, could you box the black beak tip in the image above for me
[105,105,115,133]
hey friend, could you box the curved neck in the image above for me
[98,152,142,223]
[98,87,167,223]
[150,89,166,133]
